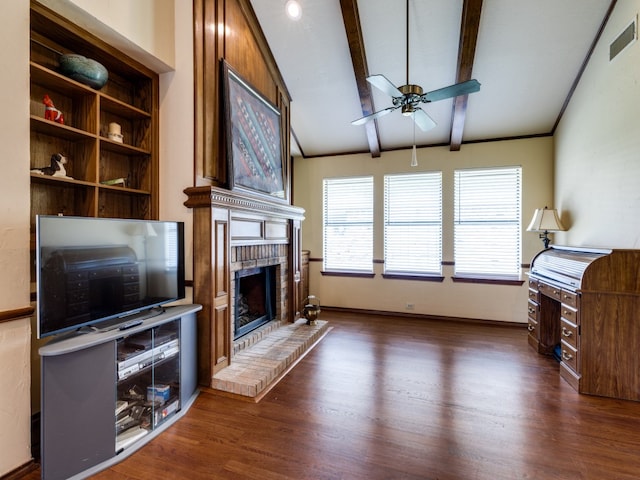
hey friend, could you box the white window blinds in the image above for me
[454,167,522,277]
[164,222,178,269]
[384,172,442,275]
[323,176,374,273]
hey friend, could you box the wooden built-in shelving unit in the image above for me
[29,1,159,230]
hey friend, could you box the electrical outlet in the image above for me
[405,303,415,310]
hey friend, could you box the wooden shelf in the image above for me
[30,115,96,141]
[100,95,151,119]
[98,183,151,195]
[30,61,95,97]
[99,137,151,155]
[30,172,96,188]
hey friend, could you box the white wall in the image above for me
[0,1,34,475]
[555,1,640,248]
[159,0,195,286]
[293,137,554,323]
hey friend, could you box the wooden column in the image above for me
[188,191,230,384]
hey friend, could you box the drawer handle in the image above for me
[528,307,535,314]
[553,289,560,295]
[563,294,572,300]
[563,310,571,316]
[562,350,573,361]
[561,327,573,337]
[528,324,535,332]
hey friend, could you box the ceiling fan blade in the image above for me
[351,106,398,126]
[422,79,481,103]
[367,74,403,98]
[412,108,436,132]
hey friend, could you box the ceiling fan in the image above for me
[351,0,481,131]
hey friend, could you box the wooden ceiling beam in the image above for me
[340,0,381,158]
[450,0,483,151]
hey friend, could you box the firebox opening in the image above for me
[234,266,276,339]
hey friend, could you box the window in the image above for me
[454,167,522,277]
[384,172,442,275]
[322,176,374,273]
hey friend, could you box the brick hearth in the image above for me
[211,318,331,401]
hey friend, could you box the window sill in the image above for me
[451,275,525,286]
[382,273,444,282]
[321,271,375,278]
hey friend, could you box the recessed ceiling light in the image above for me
[285,0,302,21]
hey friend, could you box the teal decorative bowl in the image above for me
[59,54,108,89]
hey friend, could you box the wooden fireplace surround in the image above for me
[189,0,302,388]
[185,186,304,387]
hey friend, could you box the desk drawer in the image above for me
[538,281,561,300]
[528,278,538,291]
[527,300,539,321]
[561,305,577,323]
[560,318,578,349]
[560,340,578,373]
[561,290,578,308]
[527,317,538,337]
[528,288,539,302]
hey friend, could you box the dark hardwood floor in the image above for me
[25,311,640,479]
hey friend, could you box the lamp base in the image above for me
[539,231,551,249]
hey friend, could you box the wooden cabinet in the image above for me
[29,1,159,231]
[528,246,640,402]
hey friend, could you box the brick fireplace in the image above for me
[231,244,287,349]
[233,264,277,339]
[185,186,305,387]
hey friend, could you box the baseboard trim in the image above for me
[1,460,38,480]
[322,306,526,329]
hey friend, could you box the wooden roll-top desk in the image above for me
[527,245,640,402]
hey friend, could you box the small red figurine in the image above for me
[43,94,64,124]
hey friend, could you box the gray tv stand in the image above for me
[39,304,202,480]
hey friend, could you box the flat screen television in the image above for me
[36,215,185,338]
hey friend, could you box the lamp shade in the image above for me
[526,207,566,232]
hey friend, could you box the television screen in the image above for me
[36,215,185,338]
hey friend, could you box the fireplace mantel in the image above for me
[185,186,304,221]
[185,186,305,386]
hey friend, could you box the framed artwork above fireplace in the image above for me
[223,61,286,200]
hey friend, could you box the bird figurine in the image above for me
[43,94,64,124]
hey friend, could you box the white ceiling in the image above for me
[250,0,612,158]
